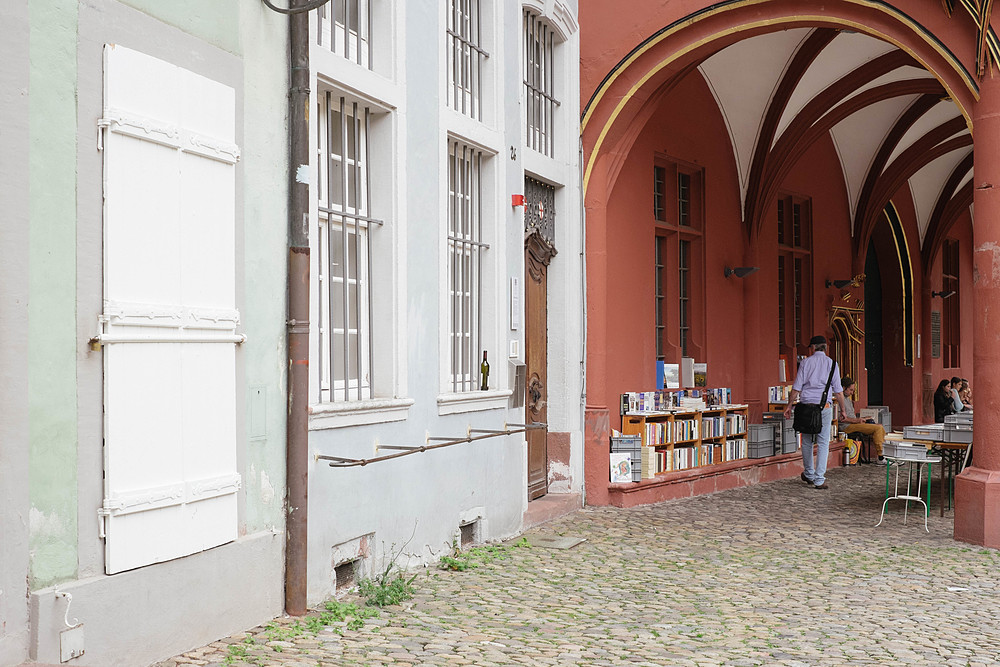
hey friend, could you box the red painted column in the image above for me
[955,72,1000,547]
[584,157,611,506]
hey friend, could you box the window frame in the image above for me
[523,8,560,158]
[942,238,960,368]
[447,0,490,121]
[315,91,379,404]
[777,193,813,358]
[317,0,373,69]
[653,156,705,364]
[446,138,490,393]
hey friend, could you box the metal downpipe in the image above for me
[286,0,311,617]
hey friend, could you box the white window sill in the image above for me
[308,397,414,430]
[437,389,513,415]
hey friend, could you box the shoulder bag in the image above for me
[792,361,836,435]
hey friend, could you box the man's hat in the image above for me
[808,335,827,346]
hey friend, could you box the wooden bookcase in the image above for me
[620,405,749,479]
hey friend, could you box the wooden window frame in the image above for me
[942,238,960,368]
[653,156,705,364]
[777,193,812,359]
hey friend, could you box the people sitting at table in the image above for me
[839,377,888,465]
[959,379,973,411]
[934,379,956,422]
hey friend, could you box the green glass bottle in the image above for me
[480,351,489,391]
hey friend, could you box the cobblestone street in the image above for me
[156,464,1000,666]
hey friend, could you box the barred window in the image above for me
[777,194,812,354]
[448,140,489,392]
[448,0,489,120]
[942,239,960,368]
[317,92,379,402]
[523,9,559,157]
[318,0,372,69]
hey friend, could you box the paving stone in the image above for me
[157,465,1000,666]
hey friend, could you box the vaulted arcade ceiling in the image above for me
[697,27,971,261]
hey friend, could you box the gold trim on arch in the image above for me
[885,200,917,367]
[582,6,978,192]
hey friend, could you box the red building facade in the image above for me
[579,0,998,546]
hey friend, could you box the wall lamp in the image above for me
[724,266,759,278]
[931,290,956,299]
[825,279,853,289]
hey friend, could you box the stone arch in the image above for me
[582,0,980,198]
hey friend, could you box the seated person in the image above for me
[950,376,965,412]
[934,378,956,422]
[959,379,973,411]
[840,376,888,465]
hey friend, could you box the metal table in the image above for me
[876,455,941,532]
[897,438,971,516]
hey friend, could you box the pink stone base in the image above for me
[601,443,846,508]
[954,467,1000,548]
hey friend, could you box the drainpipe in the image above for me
[286,0,311,617]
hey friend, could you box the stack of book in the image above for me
[768,385,792,403]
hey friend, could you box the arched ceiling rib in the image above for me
[698,29,811,201]
[773,31,897,142]
[694,27,972,260]
[910,147,973,243]
[829,94,919,219]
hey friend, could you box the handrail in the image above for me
[316,421,547,468]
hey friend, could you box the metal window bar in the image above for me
[320,92,381,402]
[523,11,560,157]
[678,172,690,227]
[777,199,785,244]
[793,202,802,247]
[523,176,555,244]
[777,258,786,346]
[318,0,371,69]
[793,257,803,347]
[679,239,690,358]
[448,142,487,392]
[655,237,665,361]
[317,421,547,468]
[654,166,665,221]
[448,0,489,119]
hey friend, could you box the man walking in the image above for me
[783,335,848,489]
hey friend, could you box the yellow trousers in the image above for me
[843,422,885,457]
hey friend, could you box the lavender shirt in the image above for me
[792,351,843,405]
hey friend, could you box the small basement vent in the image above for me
[460,521,478,547]
[334,559,358,593]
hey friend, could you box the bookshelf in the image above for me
[620,404,750,479]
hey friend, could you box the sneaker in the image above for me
[801,472,812,484]
[875,457,887,466]
[814,482,829,490]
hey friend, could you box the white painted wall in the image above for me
[17,1,290,664]
[305,0,584,603]
[0,1,31,664]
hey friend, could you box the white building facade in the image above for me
[304,0,584,601]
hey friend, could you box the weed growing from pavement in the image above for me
[438,537,530,571]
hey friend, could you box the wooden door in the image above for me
[525,232,555,500]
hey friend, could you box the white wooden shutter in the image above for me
[99,45,242,574]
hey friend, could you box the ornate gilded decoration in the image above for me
[942,0,998,77]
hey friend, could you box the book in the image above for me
[681,357,694,388]
[693,363,707,387]
[610,452,633,483]
[663,363,679,389]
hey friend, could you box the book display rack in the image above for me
[620,403,750,479]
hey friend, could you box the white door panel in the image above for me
[100,44,241,574]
